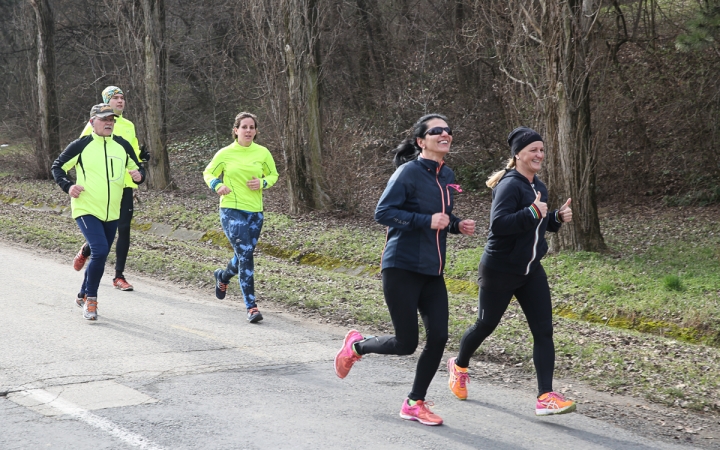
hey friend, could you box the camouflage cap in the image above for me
[102,86,123,104]
[90,104,119,119]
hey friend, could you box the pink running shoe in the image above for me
[399,399,443,426]
[536,391,577,416]
[334,330,363,379]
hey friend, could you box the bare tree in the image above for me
[29,0,60,179]
[541,0,606,252]
[241,0,329,213]
[283,0,329,212]
[141,0,172,189]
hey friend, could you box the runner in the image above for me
[446,126,576,416]
[52,104,145,320]
[72,86,148,292]
[334,114,476,426]
[203,112,279,323]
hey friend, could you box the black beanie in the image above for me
[507,126,543,156]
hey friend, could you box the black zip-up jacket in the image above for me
[481,169,562,275]
[375,157,462,276]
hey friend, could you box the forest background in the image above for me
[2,0,719,218]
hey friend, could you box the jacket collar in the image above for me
[417,155,444,173]
[91,132,113,141]
[504,168,537,185]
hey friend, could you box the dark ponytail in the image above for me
[392,139,420,168]
[391,113,449,168]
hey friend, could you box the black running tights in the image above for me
[455,264,555,396]
[355,268,449,401]
[114,188,134,276]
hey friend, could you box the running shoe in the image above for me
[334,330,363,379]
[447,357,469,400]
[536,391,576,416]
[399,399,443,426]
[83,298,98,320]
[113,277,134,291]
[214,269,228,299]
[72,245,89,271]
[75,294,85,308]
[247,306,263,323]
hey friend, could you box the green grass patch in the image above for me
[662,274,683,291]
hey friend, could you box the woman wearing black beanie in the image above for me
[446,126,577,416]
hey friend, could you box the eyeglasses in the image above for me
[425,126,452,136]
[96,116,116,122]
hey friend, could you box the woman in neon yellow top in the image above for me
[203,112,279,323]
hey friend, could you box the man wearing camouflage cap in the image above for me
[73,86,148,292]
[52,104,146,320]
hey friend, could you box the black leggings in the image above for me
[81,188,134,278]
[456,263,555,396]
[355,268,449,401]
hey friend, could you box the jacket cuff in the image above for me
[528,204,542,220]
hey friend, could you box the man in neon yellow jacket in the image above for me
[52,104,145,320]
[73,86,147,292]
[203,112,278,323]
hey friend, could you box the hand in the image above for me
[533,191,547,218]
[246,176,261,191]
[217,186,231,196]
[129,170,142,182]
[559,198,572,223]
[459,219,476,235]
[430,213,450,230]
[69,185,84,198]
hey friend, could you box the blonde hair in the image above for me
[232,112,258,139]
[486,157,516,189]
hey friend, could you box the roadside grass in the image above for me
[1,178,720,414]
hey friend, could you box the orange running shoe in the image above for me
[83,297,98,320]
[536,391,576,416]
[447,357,469,400]
[72,245,89,271]
[334,330,363,379]
[113,277,134,291]
[399,399,443,426]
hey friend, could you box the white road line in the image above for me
[25,389,164,450]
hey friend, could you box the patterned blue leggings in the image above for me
[219,208,264,309]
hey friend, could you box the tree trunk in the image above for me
[29,0,59,179]
[282,36,312,214]
[304,0,329,210]
[542,0,606,252]
[141,0,172,189]
[281,0,328,213]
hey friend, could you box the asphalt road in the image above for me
[0,241,693,450]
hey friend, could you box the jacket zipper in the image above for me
[434,165,446,275]
[526,184,542,275]
[104,137,110,221]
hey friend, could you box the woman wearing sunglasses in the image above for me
[334,113,476,426]
[445,126,576,416]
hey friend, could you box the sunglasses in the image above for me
[425,126,452,136]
